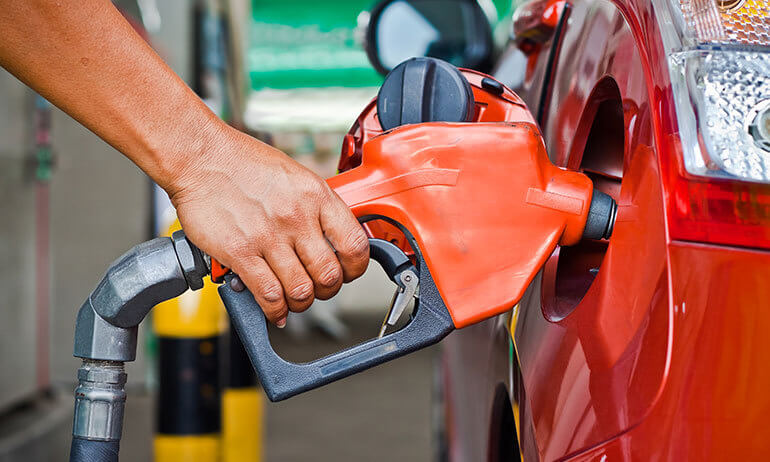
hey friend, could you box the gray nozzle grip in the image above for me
[220,238,455,402]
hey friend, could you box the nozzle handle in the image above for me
[219,238,455,402]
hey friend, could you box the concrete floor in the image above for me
[121,312,438,462]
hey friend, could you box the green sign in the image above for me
[249,0,383,89]
[248,0,517,90]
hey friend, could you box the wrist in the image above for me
[151,110,231,199]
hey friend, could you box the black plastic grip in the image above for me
[219,238,455,402]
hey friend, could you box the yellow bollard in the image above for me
[153,220,263,462]
[153,220,228,462]
[222,321,264,462]
[222,383,264,461]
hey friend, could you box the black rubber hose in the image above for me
[69,437,120,462]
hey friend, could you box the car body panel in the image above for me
[514,0,670,458]
[443,0,770,460]
[568,242,770,460]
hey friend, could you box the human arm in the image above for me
[0,0,370,326]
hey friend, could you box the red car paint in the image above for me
[441,0,770,460]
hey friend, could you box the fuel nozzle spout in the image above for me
[582,190,617,241]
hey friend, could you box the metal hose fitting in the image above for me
[72,360,127,442]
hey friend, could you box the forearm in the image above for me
[0,0,371,322]
[0,0,222,193]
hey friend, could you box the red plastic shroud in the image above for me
[213,70,596,329]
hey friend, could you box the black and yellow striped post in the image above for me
[153,220,264,462]
[222,328,264,462]
[153,220,228,461]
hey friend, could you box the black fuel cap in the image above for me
[377,57,475,131]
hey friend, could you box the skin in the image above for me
[0,0,370,327]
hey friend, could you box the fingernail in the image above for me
[276,317,287,329]
[229,276,246,292]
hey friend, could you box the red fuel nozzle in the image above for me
[212,62,616,329]
[217,120,614,402]
[329,122,600,328]
[211,58,616,402]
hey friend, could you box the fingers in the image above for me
[233,255,288,328]
[294,231,343,301]
[263,246,315,313]
[320,198,370,282]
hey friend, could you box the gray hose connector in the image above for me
[73,236,196,362]
[90,237,190,328]
[72,360,126,441]
[70,231,208,462]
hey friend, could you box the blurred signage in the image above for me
[249,0,383,89]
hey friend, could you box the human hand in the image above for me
[166,124,370,327]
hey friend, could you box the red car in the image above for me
[363,0,770,460]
